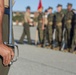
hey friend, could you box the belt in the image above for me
[56,22,62,26]
[67,20,72,23]
[49,22,53,25]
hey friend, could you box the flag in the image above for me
[38,0,43,10]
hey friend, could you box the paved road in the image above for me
[8,26,76,75]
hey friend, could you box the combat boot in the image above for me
[37,44,43,48]
[63,48,69,53]
[73,51,76,54]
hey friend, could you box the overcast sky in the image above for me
[13,0,76,12]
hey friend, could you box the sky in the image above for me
[13,0,76,12]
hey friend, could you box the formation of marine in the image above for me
[32,3,76,53]
[18,3,76,54]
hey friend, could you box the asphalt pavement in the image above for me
[8,26,76,75]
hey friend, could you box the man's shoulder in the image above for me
[60,12,64,17]
[25,12,30,15]
[38,12,44,17]
[48,13,54,17]
[24,12,30,18]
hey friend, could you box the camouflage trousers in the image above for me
[38,23,44,44]
[64,24,71,48]
[43,25,48,44]
[55,26,62,46]
[47,25,53,44]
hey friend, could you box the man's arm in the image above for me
[0,0,14,66]
[0,0,4,44]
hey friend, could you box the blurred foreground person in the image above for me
[0,0,14,75]
[19,6,31,44]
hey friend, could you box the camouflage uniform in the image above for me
[47,13,54,44]
[0,0,14,75]
[55,11,64,48]
[70,13,76,52]
[38,12,44,45]
[64,10,74,48]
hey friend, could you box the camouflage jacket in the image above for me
[38,12,44,24]
[55,12,64,23]
[33,17,38,23]
[48,13,54,25]
[64,10,74,24]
